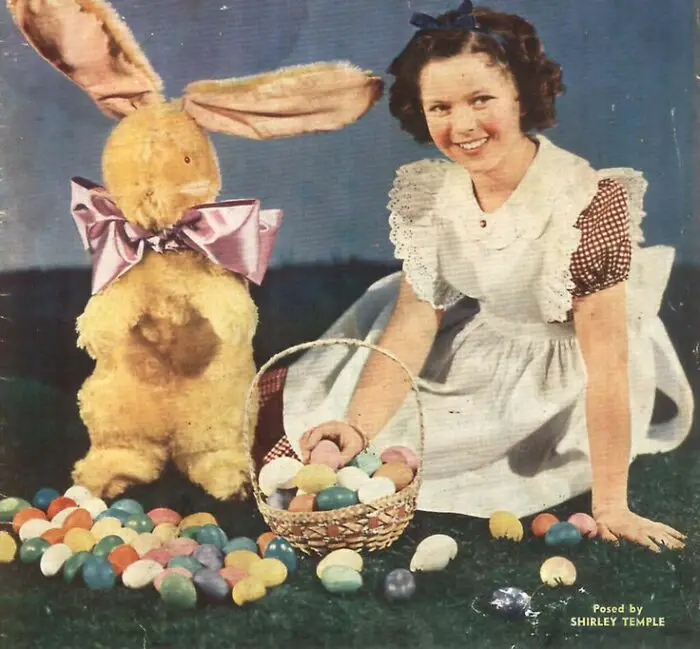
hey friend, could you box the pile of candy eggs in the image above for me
[0,486,299,608]
[259,444,420,512]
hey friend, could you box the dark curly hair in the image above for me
[388,7,565,143]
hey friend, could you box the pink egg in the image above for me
[567,512,598,538]
[147,507,182,526]
[219,566,248,587]
[309,440,342,470]
[164,537,199,556]
[153,567,192,592]
[379,445,421,470]
[142,548,173,566]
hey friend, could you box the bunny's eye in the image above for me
[184,156,191,164]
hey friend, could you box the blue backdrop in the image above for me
[0,0,695,270]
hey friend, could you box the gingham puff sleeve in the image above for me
[569,178,633,298]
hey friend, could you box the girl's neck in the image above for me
[470,135,538,213]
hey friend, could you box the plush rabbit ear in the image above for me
[7,0,164,118]
[182,62,383,140]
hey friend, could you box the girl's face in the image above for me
[419,50,528,177]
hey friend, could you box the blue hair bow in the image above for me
[410,1,482,31]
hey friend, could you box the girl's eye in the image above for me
[184,156,191,164]
[473,95,494,106]
[428,104,449,114]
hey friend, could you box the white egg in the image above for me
[410,534,459,572]
[122,559,164,589]
[316,548,364,579]
[51,506,79,526]
[63,485,92,505]
[336,466,372,491]
[19,518,58,542]
[80,497,108,518]
[115,528,139,545]
[39,543,73,577]
[357,476,396,504]
[258,457,304,497]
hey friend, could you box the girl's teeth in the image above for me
[459,138,488,151]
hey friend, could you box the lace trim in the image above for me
[596,167,647,247]
[388,159,463,309]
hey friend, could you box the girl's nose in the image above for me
[451,105,478,135]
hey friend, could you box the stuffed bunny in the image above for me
[7,0,382,499]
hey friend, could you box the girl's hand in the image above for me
[595,507,686,552]
[299,420,367,466]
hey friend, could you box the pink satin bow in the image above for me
[70,178,283,294]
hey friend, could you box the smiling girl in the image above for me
[256,2,694,552]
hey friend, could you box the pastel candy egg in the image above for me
[108,544,140,575]
[316,548,363,579]
[357,477,396,504]
[62,551,92,583]
[248,558,288,587]
[410,534,458,572]
[531,513,559,537]
[51,507,79,526]
[13,507,48,533]
[0,531,18,563]
[545,522,582,547]
[489,511,524,541]
[19,538,50,563]
[266,489,296,510]
[567,513,598,538]
[152,523,179,544]
[147,507,182,527]
[32,488,60,511]
[63,485,92,505]
[81,556,117,590]
[384,568,417,602]
[40,543,73,577]
[95,508,131,525]
[192,544,224,571]
[196,524,228,549]
[256,531,278,555]
[320,565,363,594]
[63,508,93,531]
[258,457,304,496]
[46,497,77,520]
[130,533,162,557]
[115,527,140,546]
[167,556,204,575]
[164,537,199,556]
[309,439,343,470]
[40,528,67,546]
[219,566,248,588]
[160,573,197,609]
[373,462,414,491]
[92,535,124,559]
[142,548,173,566]
[222,537,258,555]
[63,528,96,553]
[110,498,144,515]
[348,449,382,476]
[232,577,267,606]
[153,567,192,592]
[179,526,202,541]
[264,537,298,573]
[315,486,359,511]
[225,549,261,572]
[178,512,217,532]
[193,568,231,602]
[293,464,337,494]
[336,466,372,491]
[125,514,154,534]
[0,497,31,522]
[287,494,316,513]
[379,445,421,470]
[90,517,123,541]
[19,518,57,542]
[80,497,108,519]
[540,556,577,587]
[122,559,164,589]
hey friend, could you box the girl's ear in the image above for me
[182,62,383,139]
[7,0,164,118]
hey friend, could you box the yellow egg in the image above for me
[540,556,577,587]
[292,464,337,494]
[63,528,96,553]
[130,533,162,557]
[115,527,139,545]
[91,517,122,541]
[248,558,288,587]
[232,577,267,606]
[178,512,217,532]
[316,548,364,579]
[488,511,524,541]
[0,531,18,563]
[224,550,262,572]
[152,523,179,544]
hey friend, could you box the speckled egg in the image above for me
[293,464,337,494]
[347,449,382,476]
[258,457,304,497]
[0,497,31,522]
[315,486,359,511]
[531,513,559,537]
[142,548,173,566]
[160,573,198,609]
[130,533,162,558]
[357,477,396,504]
[122,559,164,589]
[488,511,524,542]
[309,439,343,470]
[40,543,73,577]
[379,445,421,470]
[320,565,363,594]
[248,558,288,587]
[152,523,179,544]
[567,513,598,538]
[316,548,363,579]
[164,537,199,557]
[372,462,415,491]
[540,556,577,587]
[336,466,372,491]
[167,555,204,575]
[544,522,582,547]
[232,577,267,606]
[0,531,18,563]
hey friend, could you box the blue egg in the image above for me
[110,498,144,515]
[95,508,131,524]
[544,522,582,548]
[196,524,228,550]
[81,556,117,591]
[489,587,532,618]
[384,568,416,602]
[264,537,298,573]
[348,449,382,475]
[222,537,258,555]
[32,487,60,512]
[192,544,224,571]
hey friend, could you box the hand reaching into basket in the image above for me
[299,420,369,466]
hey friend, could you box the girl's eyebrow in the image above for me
[422,87,493,104]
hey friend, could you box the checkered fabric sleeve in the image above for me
[569,178,633,298]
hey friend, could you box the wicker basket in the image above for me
[243,337,425,556]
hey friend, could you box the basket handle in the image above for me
[242,337,426,503]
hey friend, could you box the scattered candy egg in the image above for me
[40,543,73,577]
[225,549,262,572]
[95,508,131,525]
[153,567,192,592]
[51,507,79,526]
[63,508,93,531]
[90,517,123,541]
[347,449,382,475]
[178,512,217,532]
[147,507,182,527]
[164,537,199,557]
[81,555,117,590]
[108,544,140,576]
[357,477,396,504]
[232,577,267,606]
[540,556,577,587]
[62,551,92,583]
[309,439,343,470]
[410,534,458,572]
[152,523,179,544]
[193,568,231,602]
[160,573,198,609]
[63,485,92,505]
[32,488,60,511]
[379,445,421,470]
[192,544,224,571]
[110,498,144,515]
[218,566,248,588]
[489,587,533,618]
[122,559,164,589]
[248,558,288,587]
[167,556,204,575]
[92,534,124,559]
[316,548,363,579]
[320,565,363,594]
[19,537,50,563]
[336,466,372,491]
[384,568,417,602]
[130,533,162,558]
[256,531,278,555]
[124,514,154,534]
[287,494,316,512]
[19,518,56,542]
[0,531,18,563]
[222,537,258,555]
[63,528,96,553]
[489,511,524,541]
[372,462,415,491]
[264,537,298,573]
[293,464,337,494]
[115,527,140,546]
[196,524,228,549]
[46,497,77,520]
[179,526,201,541]
[567,513,598,538]
[13,507,48,533]
[259,457,304,496]
[40,527,67,546]
[531,513,559,537]
[544,522,582,548]
[142,548,173,566]
[315,486,359,511]
[80,497,108,518]
[266,489,296,510]
[0,497,31,522]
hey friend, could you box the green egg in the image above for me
[160,573,198,610]
[315,486,359,511]
[0,497,32,522]
[110,498,144,515]
[167,555,204,575]
[63,551,92,584]
[125,514,154,534]
[92,535,124,558]
[195,524,227,549]
[179,526,202,541]
[320,565,363,594]
[19,538,50,564]
[347,450,382,476]
[544,522,582,548]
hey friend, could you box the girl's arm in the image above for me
[573,281,685,551]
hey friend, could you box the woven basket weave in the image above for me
[243,338,425,556]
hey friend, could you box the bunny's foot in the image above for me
[72,447,167,499]
[176,449,250,500]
